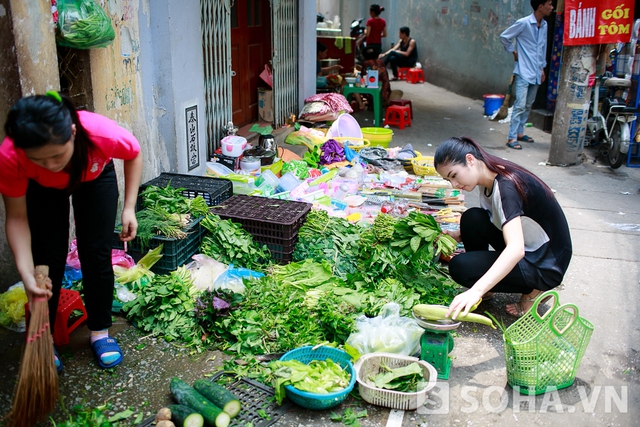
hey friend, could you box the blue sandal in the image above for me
[91,337,123,369]
[506,140,522,150]
[517,135,534,143]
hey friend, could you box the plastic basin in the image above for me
[326,114,363,139]
[361,127,393,148]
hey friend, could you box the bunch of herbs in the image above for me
[200,214,271,271]
[293,210,361,280]
[212,276,356,355]
[122,266,204,349]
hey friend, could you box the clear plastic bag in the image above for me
[213,266,265,294]
[346,302,424,356]
[56,0,115,49]
[186,254,228,291]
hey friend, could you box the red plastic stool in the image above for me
[25,289,88,346]
[397,67,411,80]
[384,105,412,130]
[389,99,413,119]
[407,68,425,84]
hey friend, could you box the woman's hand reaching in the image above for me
[446,288,483,321]
[443,229,461,242]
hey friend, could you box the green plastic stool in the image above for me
[420,331,455,380]
[342,85,383,127]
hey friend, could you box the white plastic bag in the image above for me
[186,254,228,291]
[346,302,424,356]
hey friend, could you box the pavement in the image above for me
[1,80,639,427]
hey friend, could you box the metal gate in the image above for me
[201,0,233,154]
[271,0,298,128]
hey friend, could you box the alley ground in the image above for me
[0,80,639,427]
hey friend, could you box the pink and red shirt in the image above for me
[0,111,140,197]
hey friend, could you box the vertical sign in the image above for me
[185,106,199,171]
[564,0,635,46]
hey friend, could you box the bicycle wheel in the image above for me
[608,121,625,169]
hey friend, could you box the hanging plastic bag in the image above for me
[56,0,115,49]
[346,302,424,356]
[259,64,273,88]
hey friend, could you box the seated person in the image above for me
[317,42,342,76]
[350,45,391,111]
[379,26,418,80]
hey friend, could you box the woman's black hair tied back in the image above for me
[370,4,384,14]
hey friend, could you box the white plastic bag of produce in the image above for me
[346,302,424,356]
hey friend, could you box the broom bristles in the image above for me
[7,266,59,427]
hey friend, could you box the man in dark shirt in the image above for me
[379,26,418,80]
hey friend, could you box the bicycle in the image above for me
[585,52,638,169]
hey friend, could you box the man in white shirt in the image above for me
[500,0,554,149]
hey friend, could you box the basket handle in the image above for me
[530,290,560,322]
[550,303,579,336]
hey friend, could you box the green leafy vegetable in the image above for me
[200,214,271,270]
[122,267,203,349]
[330,408,368,427]
[372,362,425,392]
[269,358,351,405]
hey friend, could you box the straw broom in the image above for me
[492,74,514,121]
[7,265,59,427]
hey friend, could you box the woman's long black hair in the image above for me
[4,92,95,192]
[434,136,554,201]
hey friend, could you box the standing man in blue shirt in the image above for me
[500,0,554,149]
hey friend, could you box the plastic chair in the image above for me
[26,289,88,346]
[397,67,411,81]
[389,99,413,119]
[407,68,425,84]
[384,105,412,130]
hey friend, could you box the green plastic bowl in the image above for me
[361,127,393,148]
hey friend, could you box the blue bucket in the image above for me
[483,94,505,115]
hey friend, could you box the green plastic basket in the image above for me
[279,346,356,410]
[503,291,594,395]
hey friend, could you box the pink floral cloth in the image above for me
[304,93,353,115]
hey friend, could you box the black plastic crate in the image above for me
[138,172,233,210]
[211,195,312,240]
[112,217,204,275]
[253,234,297,254]
[138,372,290,427]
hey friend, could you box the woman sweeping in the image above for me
[433,137,572,320]
[1,91,142,370]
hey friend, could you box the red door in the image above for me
[230,0,272,127]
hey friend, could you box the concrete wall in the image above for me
[0,0,207,290]
[301,0,317,104]
[396,0,533,99]
[0,0,22,289]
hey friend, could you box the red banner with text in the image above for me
[563,0,635,46]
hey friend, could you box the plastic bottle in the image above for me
[333,184,349,200]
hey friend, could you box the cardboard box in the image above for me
[258,88,274,122]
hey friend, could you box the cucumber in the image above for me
[169,405,204,427]
[170,378,230,427]
[193,379,242,418]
